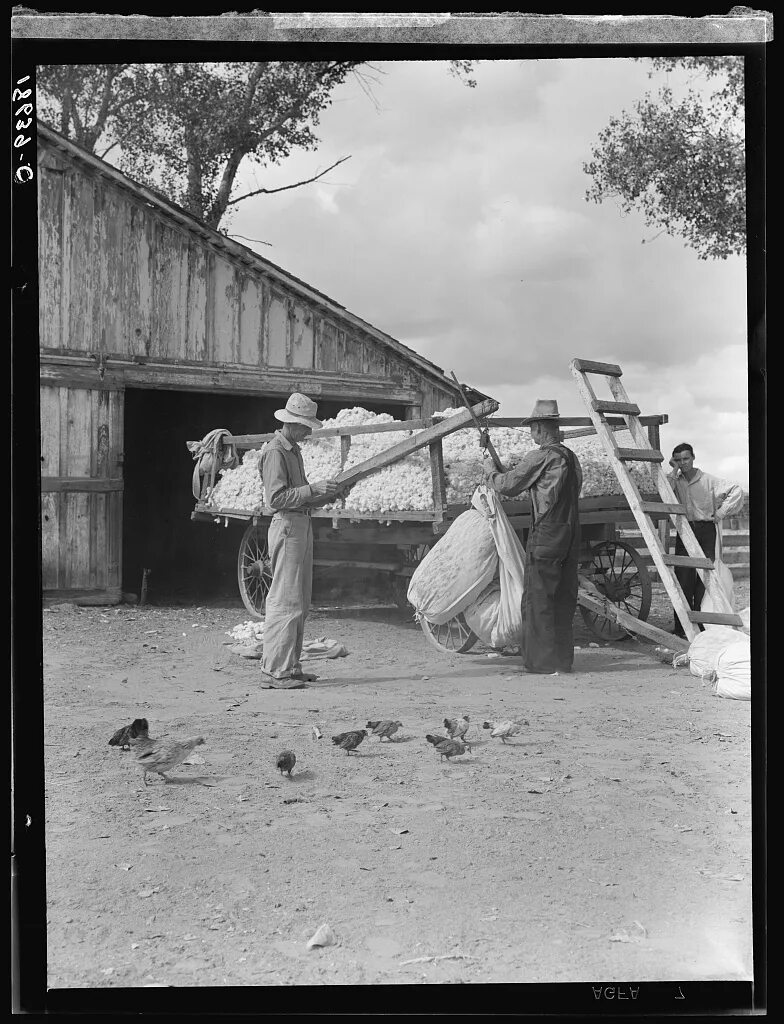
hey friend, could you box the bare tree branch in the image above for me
[225,154,351,208]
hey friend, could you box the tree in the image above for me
[583,57,745,260]
[37,61,476,231]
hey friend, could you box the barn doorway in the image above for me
[121,389,404,605]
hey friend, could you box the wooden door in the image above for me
[39,385,124,600]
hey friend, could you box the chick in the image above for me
[443,714,470,742]
[130,732,206,785]
[366,720,403,742]
[108,717,149,751]
[482,718,529,744]
[331,729,367,755]
[426,734,471,761]
[276,750,296,777]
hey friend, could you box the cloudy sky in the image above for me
[229,58,749,485]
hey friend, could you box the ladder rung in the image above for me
[592,399,641,415]
[640,501,687,515]
[661,554,714,569]
[688,611,745,626]
[616,447,664,462]
[572,358,623,377]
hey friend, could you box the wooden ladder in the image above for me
[570,358,744,642]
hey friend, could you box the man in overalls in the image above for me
[258,393,341,689]
[483,400,582,675]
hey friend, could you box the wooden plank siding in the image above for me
[36,127,492,598]
[37,133,483,416]
[39,385,124,593]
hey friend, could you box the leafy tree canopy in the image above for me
[583,57,745,260]
[38,61,475,231]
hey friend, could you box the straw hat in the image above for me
[519,399,562,425]
[274,393,322,430]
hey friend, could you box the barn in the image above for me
[37,124,490,605]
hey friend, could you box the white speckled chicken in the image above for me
[130,732,206,785]
[443,714,470,742]
[482,718,529,743]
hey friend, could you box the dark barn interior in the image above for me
[121,389,405,605]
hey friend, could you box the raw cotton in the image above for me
[206,405,658,515]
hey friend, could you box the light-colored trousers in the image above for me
[261,512,313,680]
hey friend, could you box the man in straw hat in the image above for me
[482,399,583,675]
[258,393,342,688]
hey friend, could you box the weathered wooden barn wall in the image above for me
[37,128,464,415]
[39,385,124,596]
[37,126,489,598]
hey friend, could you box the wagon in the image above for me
[189,402,670,652]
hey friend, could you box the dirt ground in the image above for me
[39,582,753,991]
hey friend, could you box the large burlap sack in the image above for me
[473,486,526,648]
[714,638,751,700]
[407,508,497,625]
[687,626,746,680]
[463,582,502,646]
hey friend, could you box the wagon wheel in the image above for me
[579,539,652,641]
[237,522,272,620]
[420,613,479,654]
[391,543,432,610]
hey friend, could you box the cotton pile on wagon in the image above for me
[205,405,656,515]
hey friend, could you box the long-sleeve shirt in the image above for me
[259,431,314,511]
[666,468,745,522]
[487,441,583,523]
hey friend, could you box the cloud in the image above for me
[232,58,750,488]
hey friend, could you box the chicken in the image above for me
[276,750,296,777]
[108,718,149,751]
[366,720,403,742]
[443,714,470,742]
[426,734,471,761]
[331,729,367,755]
[130,732,206,785]
[482,718,529,743]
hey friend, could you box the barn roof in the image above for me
[37,124,492,406]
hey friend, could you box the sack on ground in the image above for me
[686,626,747,680]
[714,638,751,700]
[407,508,497,625]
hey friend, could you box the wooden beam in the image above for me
[41,476,124,492]
[577,583,690,652]
[688,611,745,626]
[39,358,420,403]
[571,358,623,377]
[334,399,499,488]
[615,448,665,462]
[592,399,641,415]
[429,438,447,519]
[488,415,667,428]
[639,501,686,515]
[661,554,715,569]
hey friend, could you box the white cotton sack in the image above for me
[463,582,503,647]
[714,638,751,700]
[687,626,746,680]
[407,509,497,624]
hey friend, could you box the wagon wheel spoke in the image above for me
[237,523,271,620]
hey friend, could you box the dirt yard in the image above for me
[40,583,753,990]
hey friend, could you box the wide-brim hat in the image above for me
[274,392,322,430]
[519,399,562,425]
